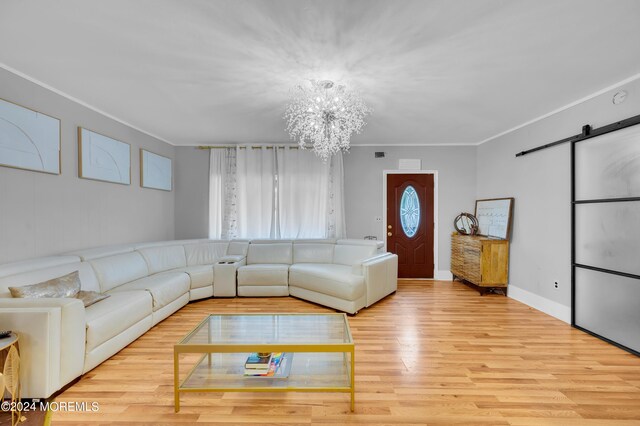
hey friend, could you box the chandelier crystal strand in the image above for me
[284,80,372,161]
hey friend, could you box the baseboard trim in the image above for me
[508,285,571,324]
[436,270,453,281]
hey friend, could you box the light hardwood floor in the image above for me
[52,280,640,425]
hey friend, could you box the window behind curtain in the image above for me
[209,146,345,239]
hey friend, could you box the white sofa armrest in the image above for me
[0,298,86,398]
[213,258,246,297]
[351,253,395,275]
[360,253,398,307]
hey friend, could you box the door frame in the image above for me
[382,169,439,280]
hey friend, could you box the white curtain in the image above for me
[236,146,276,239]
[277,147,330,239]
[209,149,224,239]
[209,146,346,239]
[328,152,346,239]
[209,148,238,239]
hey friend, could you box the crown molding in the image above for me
[0,62,176,146]
[4,62,639,150]
[475,72,640,146]
[350,143,475,147]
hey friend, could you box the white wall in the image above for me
[0,68,175,263]
[175,147,209,238]
[343,146,477,275]
[477,78,640,322]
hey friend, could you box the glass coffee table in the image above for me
[174,313,355,412]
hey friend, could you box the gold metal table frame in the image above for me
[173,313,355,412]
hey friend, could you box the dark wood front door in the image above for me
[387,174,434,278]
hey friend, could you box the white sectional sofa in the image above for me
[0,238,397,399]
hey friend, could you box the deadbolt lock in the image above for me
[387,225,392,229]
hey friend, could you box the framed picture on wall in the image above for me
[0,97,61,174]
[78,127,131,184]
[140,148,172,191]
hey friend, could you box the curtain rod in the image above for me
[197,145,300,150]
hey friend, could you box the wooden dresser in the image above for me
[451,233,509,294]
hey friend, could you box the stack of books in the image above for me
[243,352,290,377]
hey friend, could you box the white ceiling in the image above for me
[1,0,639,146]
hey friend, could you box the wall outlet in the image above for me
[554,280,559,290]
[374,216,382,223]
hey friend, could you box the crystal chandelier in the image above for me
[284,80,372,161]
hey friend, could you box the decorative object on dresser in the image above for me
[454,212,479,235]
[451,234,510,296]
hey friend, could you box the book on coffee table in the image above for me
[244,353,293,378]
[244,353,272,371]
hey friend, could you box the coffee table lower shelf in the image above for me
[174,351,355,412]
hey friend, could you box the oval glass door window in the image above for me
[400,185,420,237]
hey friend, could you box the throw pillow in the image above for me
[9,270,81,298]
[76,290,110,307]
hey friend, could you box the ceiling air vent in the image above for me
[374,152,385,158]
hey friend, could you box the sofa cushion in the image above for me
[237,264,289,286]
[84,290,152,352]
[184,242,228,266]
[332,245,377,267]
[289,263,365,300]
[76,290,110,307]
[0,262,100,297]
[171,265,213,289]
[293,239,337,244]
[133,239,208,250]
[108,272,190,311]
[90,252,149,292]
[66,245,135,261]
[9,270,81,299]
[246,243,292,265]
[138,245,187,274]
[0,255,80,280]
[227,240,249,256]
[293,244,334,264]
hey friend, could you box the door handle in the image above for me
[387,232,392,236]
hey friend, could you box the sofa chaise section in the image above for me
[289,240,397,314]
